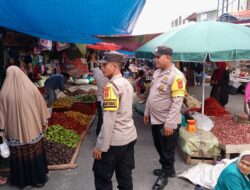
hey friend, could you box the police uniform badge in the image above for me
[160,76,168,84]
[103,83,119,111]
[158,84,165,94]
[171,76,186,97]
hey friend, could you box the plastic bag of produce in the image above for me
[0,136,10,158]
[192,113,214,132]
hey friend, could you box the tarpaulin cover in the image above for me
[96,33,161,52]
[86,42,121,51]
[0,0,145,43]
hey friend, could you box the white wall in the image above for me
[197,10,218,21]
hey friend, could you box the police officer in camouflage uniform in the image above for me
[93,52,137,190]
[144,46,186,190]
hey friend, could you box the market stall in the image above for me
[211,113,250,159]
[177,96,250,165]
[43,88,97,170]
[135,21,250,165]
[0,85,97,172]
[229,63,250,94]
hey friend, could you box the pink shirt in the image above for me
[244,82,250,102]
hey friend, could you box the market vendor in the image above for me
[210,62,230,107]
[214,151,250,190]
[179,151,250,190]
[44,73,70,107]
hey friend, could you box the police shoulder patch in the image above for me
[103,83,119,111]
[176,79,183,89]
[171,76,186,97]
[103,99,118,109]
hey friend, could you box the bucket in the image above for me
[187,119,197,132]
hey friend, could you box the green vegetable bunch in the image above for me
[45,125,80,148]
[71,94,96,103]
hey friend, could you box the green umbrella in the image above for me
[136,21,250,62]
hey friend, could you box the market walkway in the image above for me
[1,86,244,190]
[1,115,194,190]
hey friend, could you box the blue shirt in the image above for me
[44,75,64,91]
[214,162,250,190]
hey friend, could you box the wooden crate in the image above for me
[221,144,250,159]
[177,144,218,165]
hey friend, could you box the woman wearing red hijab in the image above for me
[210,62,230,107]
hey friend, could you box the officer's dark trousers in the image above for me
[93,140,136,190]
[96,101,103,136]
[151,124,179,177]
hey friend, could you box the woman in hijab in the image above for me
[210,62,230,107]
[214,151,250,190]
[0,66,50,188]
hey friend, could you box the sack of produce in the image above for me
[184,94,201,110]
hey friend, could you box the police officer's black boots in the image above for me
[153,168,177,178]
[152,175,168,190]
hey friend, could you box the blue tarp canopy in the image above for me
[0,0,145,43]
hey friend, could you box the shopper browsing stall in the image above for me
[0,66,50,188]
[44,73,70,107]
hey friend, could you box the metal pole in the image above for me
[200,61,206,161]
[202,61,206,115]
